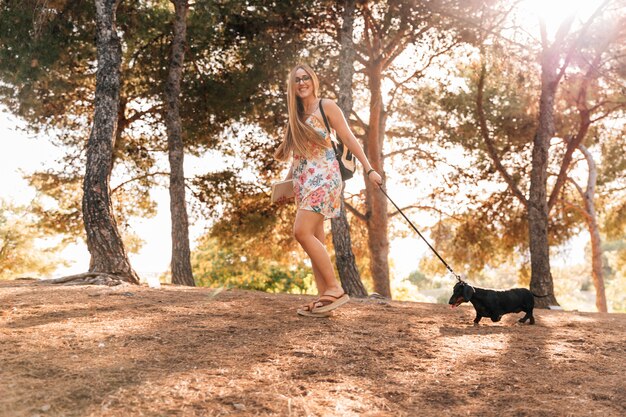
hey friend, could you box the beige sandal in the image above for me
[297,300,332,318]
[311,293,350,313]
[297,308,332,318]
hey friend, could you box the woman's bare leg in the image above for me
[297,216,326,310]
[294,210,343,299]
[310,218,328,295]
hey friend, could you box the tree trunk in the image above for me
[578,144,607,312]
[82,0,139,284]
[528,37,560,307]
[330,0,367,298]
[166,0,194,286]
[586,208,607,313]
[332,199,368,296]
[364,63,391,298]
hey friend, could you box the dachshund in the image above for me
[448,280,539,325]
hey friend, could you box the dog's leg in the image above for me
[520,310,535,324]
[473,315,482,325]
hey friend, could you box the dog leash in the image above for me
[378,185,462,282]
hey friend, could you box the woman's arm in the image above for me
[323,99,383,186]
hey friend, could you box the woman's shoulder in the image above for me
[319,98,340,115]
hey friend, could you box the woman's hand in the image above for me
[367,170,383,187]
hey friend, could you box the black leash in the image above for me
[378,186,462,282]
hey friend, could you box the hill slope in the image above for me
[1,281,624,417]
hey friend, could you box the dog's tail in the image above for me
[531,291,551,298]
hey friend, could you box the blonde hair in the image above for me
[274,64,331,161]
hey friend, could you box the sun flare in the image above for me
[521,0,610,33]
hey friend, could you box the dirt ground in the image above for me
[1,280,624,417]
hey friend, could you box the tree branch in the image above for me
[558,198,592,223]
[111,171,170,195]
[548,40,611,212]
[384,145,431,159]
[129,33,167,68]
[361,2,376,62]
[387,40,459,106]
[476,57,528,207]
[578,143,597,197]
[554,0,612,83]
[380,15,414,71]
[387,204,460,221]
[126,104,161,125]
[344,200,366,222]
[350,109,369,133]
[590,104,626,123]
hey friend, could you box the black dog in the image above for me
[448,280,536,325]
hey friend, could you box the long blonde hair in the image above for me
[274,64,331,161]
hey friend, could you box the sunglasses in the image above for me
[294,75,312,84]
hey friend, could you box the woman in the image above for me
[274,64,383,317]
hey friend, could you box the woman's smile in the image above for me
[297,84,311,97]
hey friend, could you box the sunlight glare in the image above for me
[522,0,608,34]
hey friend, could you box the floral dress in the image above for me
[292,115,342,219]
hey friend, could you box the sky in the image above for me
[520,0,609,32]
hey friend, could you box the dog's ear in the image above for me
[463,284,475,301]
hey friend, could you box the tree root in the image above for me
[38,272,130,287]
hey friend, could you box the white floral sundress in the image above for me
[292,115,342,219]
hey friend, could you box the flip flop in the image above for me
[297,308,332,318]
[311,293,350,313]
[297,300,332,318]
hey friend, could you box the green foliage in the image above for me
[0,0,623,309]
[603,240,626,312]
[25,170,153,252]
[405,1,626,289]
[598,125,626,188]
[0,0,329,248]
[191,236,314,293]
[0,0,172,245]
[406,270,434,289]
[0,199,67,279]
[192,169,294,257]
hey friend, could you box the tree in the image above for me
[0,0,167,253]
[330,0,368,297]
[566,144,607,311]
[342,0,471,297]
[165,0,194,286]
[82,0,139,284]
[474,1,620,306]
[600,117,626,311]
[186,0,350,285]
[403,1,624,311]
[1,0,299,283]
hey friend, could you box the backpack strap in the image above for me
[318,99,340,154]
[318,98,332,134]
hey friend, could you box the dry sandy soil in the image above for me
[1,280,624,417]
